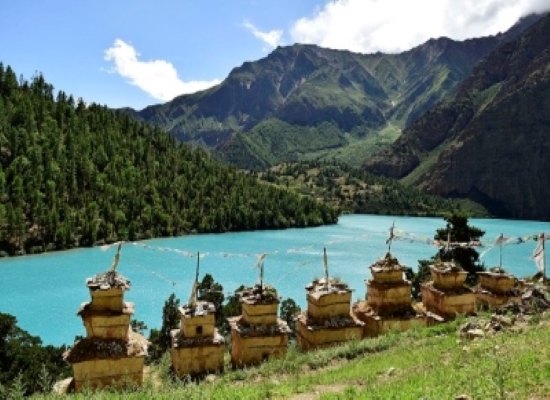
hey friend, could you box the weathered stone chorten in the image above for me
[353,252,425,337]
[64,243,148,392]
[476,267,520,309]
[170,254,224,377]
[228,254,290,368]
[296,248,364,350]
[421,261,476,321]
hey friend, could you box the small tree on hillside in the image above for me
[280,298,301,336]
[220,285,245,335]
[198,273,225,326]
[408,214,485,299]
[0,312,70,395]
[148,293,180,362]
[434,214,485,284]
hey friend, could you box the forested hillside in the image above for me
[0,64,337,256]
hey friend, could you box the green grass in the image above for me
[24,314,550,399]
[308,123,401,169]
[476,82,504,114]
[399,143,448,187]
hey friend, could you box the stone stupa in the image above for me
[296,248,364,350]
[64,243,148,392]
[353,252,426,337]
[227,254,291,368]
[421,234,476,321]
[170,253,225,377]
[476,267,521,309]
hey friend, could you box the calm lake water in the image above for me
[1,214,548,346]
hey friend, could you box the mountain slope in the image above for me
[0,64,338,256]
[125,16,543,169]
[364,14,550,220]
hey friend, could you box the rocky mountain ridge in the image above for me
[364,14,550,220]
[123,14,543,170]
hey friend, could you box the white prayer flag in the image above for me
[531,240,545,272]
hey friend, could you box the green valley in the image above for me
[252,161,489,217]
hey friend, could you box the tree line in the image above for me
[0,64,338,255]
[254,161,490,217]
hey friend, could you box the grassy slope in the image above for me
[220,119,350,170]
[226,122,401,171]
[315,123,402,168]
[40,314,550,399]
[399,144,448,187]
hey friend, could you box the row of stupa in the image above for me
[62,243,522,392]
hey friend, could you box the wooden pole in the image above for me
[110,242,122,271]
[387,222,395,253]
[499,233,503,268]
[323,247,329,288]
[543,234,546,281]
[260,259,264,292]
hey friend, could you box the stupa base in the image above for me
[170,329,225,377]
[228,316,290,368]
[476,289,522,310]
[421,282,476,320]
[352,301,426,337]
[295,314,364,351]
[72,357,145,392]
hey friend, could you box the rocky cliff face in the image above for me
[364,14,550,220]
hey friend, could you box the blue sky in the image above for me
[1,0,548,110]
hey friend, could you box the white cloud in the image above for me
[104,39,221,102]
[291,0,550,54]
[243,20,283,50]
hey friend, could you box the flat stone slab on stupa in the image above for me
[86,269,131,291]
[227,316,290,337]
[170,328,225,348]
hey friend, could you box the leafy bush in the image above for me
[0,312,70,395]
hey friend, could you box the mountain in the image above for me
[364,14,550,221]
[125,16,542,170]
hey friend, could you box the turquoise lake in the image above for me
[1,214,548,346]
